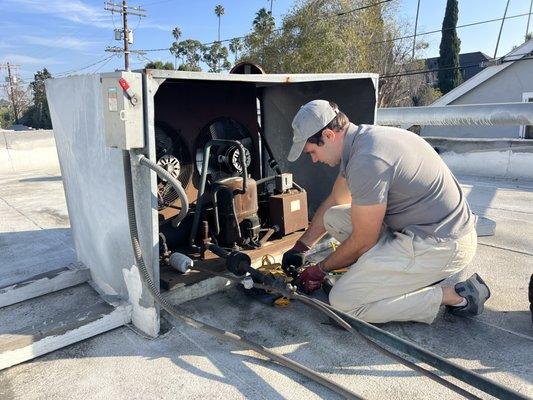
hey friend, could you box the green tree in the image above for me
[203,42,231,73]
[412,86,442,106]
[240,0,420,106]
[145,60,174,70]
[175,39,205,71]
[170,26,205,71]
[0,99,14,129]
[214,4,225,42]
[172,27,182,42]
[24,68,52,129]
[244,7,276,67]
[169,26,182,68]
[229,37,243,63]
[437,0,461,94]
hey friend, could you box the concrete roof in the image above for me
[0,167,532,399]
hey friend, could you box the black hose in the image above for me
[258,126,282,176]
[188,262,506,400]
[291,293,482,400]
[123,151,364,400]
[312,297,528,400]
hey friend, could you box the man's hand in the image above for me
[282,240,309,279]
[296,263,326,294]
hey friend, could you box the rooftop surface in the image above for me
[0,167,532,399]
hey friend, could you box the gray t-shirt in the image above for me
[340,123,475,240]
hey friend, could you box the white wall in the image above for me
[426,137,533,180]
[0,130,59,174]
[422,59,533,138]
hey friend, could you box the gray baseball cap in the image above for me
[288,99,338,162]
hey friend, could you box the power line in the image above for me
[137,0,395,52]
[93,54,119,73]
[369,11,533,47]
[335,0,392,17]
[380,51,533,80]
[104,1,147,70]
[137,8,533,60]
[54,54,117,77]
[527,0,533,38]
[494,0,511,58]
[411,0,421,59]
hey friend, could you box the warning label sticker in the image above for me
[107,87,118,112]
[290,199,301,212]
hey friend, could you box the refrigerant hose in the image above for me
[126,151,526,400]
[123,151,364,400]
[192,264,481,400]
[192,257,526,400]
[134,154,189,226]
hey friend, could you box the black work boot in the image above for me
[448,273,491,317]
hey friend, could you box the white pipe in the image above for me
[376,102,533,126]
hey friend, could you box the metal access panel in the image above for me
[46,73,158,338]
[101,71,144,149]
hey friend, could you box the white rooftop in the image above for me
[0,145,531,399]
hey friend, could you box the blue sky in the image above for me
[0,0,531,84]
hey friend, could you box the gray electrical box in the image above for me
[101,71,144,149]
[275,173,293,193]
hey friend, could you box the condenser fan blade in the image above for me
[155,124,193,210]
[195,117,254,175]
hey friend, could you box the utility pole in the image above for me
[104,1,146,71]
[526,0,533,39]
[412,0,421,59]
[0,62,21,124]
[494,0,510,59]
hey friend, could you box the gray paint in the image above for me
[421,59,533,138]
[425,136,533,153]
[46,74,157,336]
[424,137,533,180]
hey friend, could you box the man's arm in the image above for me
[319,203,386,272]
[298,174,351,248]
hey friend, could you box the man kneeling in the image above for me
[282,100,490,324]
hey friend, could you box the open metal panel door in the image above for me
[260,75,378,213]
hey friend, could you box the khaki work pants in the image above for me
[324,205,477,324]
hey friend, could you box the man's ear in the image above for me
[323,128,336,141]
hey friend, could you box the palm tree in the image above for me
[170,26,182,68]
[229,37,243,63]
[214,5,225,42]
[253,8,274,34]
[267,0,273,14]
[172,26,181,41]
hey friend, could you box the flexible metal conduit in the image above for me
[376,102,533,126]
[123,151,363,400]
[135,154,189,224]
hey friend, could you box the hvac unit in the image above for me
[46,70,378,336]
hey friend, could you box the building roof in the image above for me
[425,51,492,67]
[431,39,533,106]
